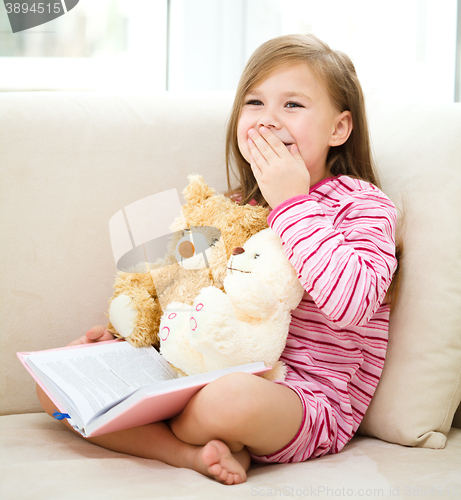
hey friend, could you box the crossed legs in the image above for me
[169,372,303,455]
[37,371,303,485]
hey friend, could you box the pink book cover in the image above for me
[17,341,270,438]
[82,366,270,437]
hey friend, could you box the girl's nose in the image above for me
[257,120,280,129]
[258,123,277,130]
[257,110,281,129]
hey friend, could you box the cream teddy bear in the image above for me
[107,175,269,348]
[159,228,305,381]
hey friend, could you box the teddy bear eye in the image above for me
[254,253,260,259]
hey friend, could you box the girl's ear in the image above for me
[329,111,353,147]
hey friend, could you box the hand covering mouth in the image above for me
[272,133,295,150]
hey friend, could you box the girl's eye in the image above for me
[245,99,263,106]
[285,101,303,108]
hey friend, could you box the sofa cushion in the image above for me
[1,413,460,499]
[358,96,461,448]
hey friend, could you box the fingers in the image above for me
[248,129,270,163]
[290,143,303,161]
[66,326,116,347]
[67,337,87,346]
[259,126,293,157]
[247,130,273,180]
[248,140,266,177]
[86,325,115,342]
[247,127,303,177]
[86,325,105,340]
[248,127,289,161]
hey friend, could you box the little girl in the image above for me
[37,34,398,485]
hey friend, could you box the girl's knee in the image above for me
[205,372,258,403]
[198,372,265,430]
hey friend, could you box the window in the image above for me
[0,0,167,91]
[0,0,459,102]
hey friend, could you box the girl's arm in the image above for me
[268,188,397,328]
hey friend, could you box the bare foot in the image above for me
[197,440,250,485]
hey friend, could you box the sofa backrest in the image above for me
[0,91,233,414]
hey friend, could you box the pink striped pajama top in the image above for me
[252,175,397,464]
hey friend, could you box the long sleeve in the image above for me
[261,176,398,459]
[268,178,397,328]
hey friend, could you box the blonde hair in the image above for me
[226,33,402,311]
[226,33,379,206]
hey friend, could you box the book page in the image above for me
[25,342,178,425]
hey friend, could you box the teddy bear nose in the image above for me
[232,247,245,255]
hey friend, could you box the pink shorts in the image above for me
[249,369,338,464]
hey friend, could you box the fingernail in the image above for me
[247,138,254,146]
[259,126,268,133]
[248,128,256,137]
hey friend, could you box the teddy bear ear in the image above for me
[183,174,216,204]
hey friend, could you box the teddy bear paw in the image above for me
[159,304,190,346]
[109,294,138,339]
[188,301,205,341]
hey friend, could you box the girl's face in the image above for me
[237,63,346,186]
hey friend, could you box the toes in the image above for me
[208,463,223,476]
[225,473,237,485]
[218,468,229,483]
[200,440,247,485]
[224,472,242,485]
[207,461,230,484]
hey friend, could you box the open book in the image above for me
[18,341,269,438]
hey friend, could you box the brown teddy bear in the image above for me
[106,175,269,348]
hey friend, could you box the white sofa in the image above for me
[1,91,460,500]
